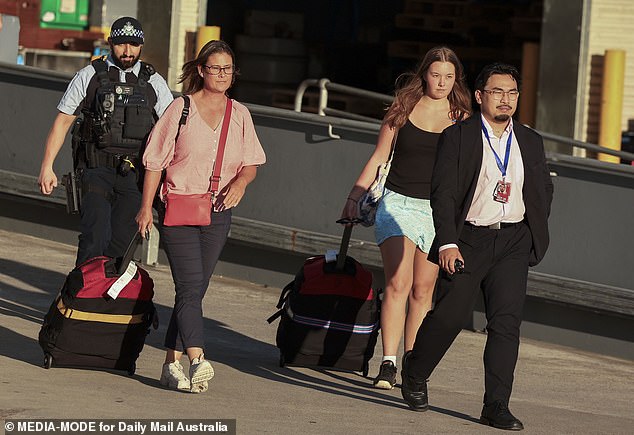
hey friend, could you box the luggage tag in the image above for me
[107,261,138,299]
[493,179,511,203]
[325,249,338,263]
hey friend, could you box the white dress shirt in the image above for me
[439,115,525,252]
[465,116,525,225]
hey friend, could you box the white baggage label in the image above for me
[107,261,138,299]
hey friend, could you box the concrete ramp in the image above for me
[0,230,632,434]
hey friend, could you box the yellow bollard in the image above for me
[598,49,626,163]
[196,26,221,55]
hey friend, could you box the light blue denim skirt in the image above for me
[375,187,435,253]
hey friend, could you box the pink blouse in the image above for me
[143,96,266,207]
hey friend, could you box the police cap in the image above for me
[110,17,144,45]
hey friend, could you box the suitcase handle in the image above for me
[335,224,353,271]
[117,232,142,275]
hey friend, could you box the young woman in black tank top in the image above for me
[342,47,471,390]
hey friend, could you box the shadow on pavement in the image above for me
[0,258,475,424]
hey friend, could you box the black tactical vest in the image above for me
[81,58,158,155]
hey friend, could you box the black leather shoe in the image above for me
[479,401,524,431]
[400,351,429,412]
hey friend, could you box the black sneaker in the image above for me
[373,360,397,390]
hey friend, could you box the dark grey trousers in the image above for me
[160,208,232,352]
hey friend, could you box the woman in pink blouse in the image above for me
[136,40,266,393]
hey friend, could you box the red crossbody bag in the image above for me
[163,97,232,227]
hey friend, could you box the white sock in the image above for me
[382,356,397,367]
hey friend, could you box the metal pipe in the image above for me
[317,78,330,116]
[247,102,381,132]
[250,102,634,162]
[323,107,383,123]
[539,130,634,161]
[294,79,319,112]
[324,82,394,104]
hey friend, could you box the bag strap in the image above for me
[159,95,190,199]
[209,98,233,196]
[386,128,399,164]
[266,281,295,323]
[174,95,190,144]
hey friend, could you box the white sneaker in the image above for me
[189,354,214,393]
[160,360,190,391]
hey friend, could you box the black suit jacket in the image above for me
[429,114,554,266]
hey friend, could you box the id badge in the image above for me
[493,180,511,203]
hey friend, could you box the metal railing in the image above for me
[293,78,634,163]
[294,78,392,138]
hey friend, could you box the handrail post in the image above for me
[317,78,331,116]
[294,79,319,112]
[317,78,340,139]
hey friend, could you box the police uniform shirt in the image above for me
[57,55,173,117]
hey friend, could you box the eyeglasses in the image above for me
[202,64,235,75]
[482,89,520,101]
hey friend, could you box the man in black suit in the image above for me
[400,63,554,431]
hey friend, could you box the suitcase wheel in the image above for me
[43,353,53,369]
[362,362,369,378]
[127,363,136,376]
[279,353,285,367]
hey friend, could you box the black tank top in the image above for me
[384,119,441,199]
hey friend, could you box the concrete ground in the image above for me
[0,229,632,434]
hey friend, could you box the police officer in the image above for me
[38,17,173,265]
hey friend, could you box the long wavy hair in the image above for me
[384,46,471,129]
[178,40,240,95]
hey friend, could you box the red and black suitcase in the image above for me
[38,234,156,375]
[267,225,380,376]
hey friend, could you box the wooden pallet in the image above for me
[387,41,438,60]
[395,13,469,33]
[403,0,536,19]
[403,0,470,16]
[388,40,506,62]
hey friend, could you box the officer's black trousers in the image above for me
[76,166,141,266]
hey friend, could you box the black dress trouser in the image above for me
[408,221,532,406]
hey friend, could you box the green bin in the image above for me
[40,0,89,30]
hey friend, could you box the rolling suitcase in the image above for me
[38,234,156,375]
[267,225,380,376]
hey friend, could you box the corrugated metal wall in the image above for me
[580,0,634,143]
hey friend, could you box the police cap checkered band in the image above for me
[110,17,144,45]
